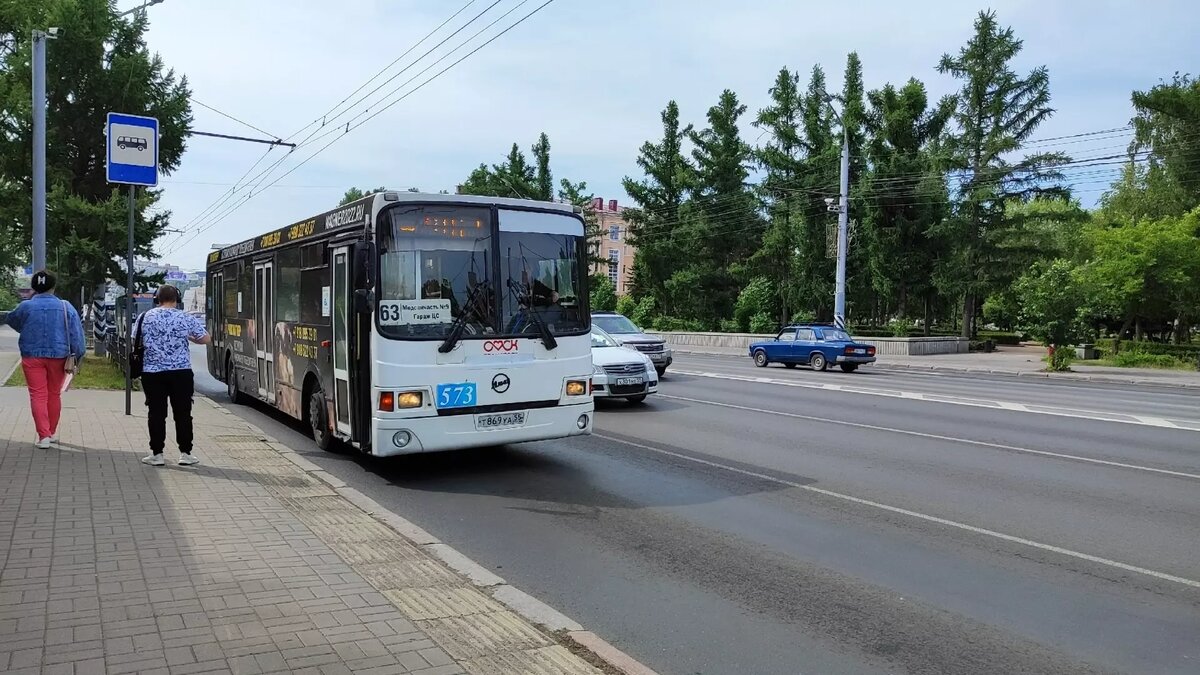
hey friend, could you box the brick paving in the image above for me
[0,385,599,675]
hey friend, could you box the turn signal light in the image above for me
[566,380,587,396]
[397,391,423,409]
[378,392,394,412]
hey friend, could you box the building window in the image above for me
[609,225,620,241]
[607,249,620,286]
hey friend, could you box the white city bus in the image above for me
[206,191,594,455]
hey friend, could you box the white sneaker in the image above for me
[178,454,200,466]
[49,435,58,444]
[35,438,51,449]
[141,454,165,467]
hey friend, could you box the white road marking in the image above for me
[671,369,1196,431]
[594,433,1200,590]
[660,394,1200,481]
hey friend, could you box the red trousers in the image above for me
[21,357,67,440]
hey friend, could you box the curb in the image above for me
[202,396,659,675]
[672,348,1200,390]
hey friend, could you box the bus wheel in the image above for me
[226,356,245,404]
[308,385,334,451]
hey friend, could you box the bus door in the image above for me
[254,260,275,402]
[210,272,223,373]
[331,246,352,436]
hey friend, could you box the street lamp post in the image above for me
[31,27,59,273]
[824,96,851,330]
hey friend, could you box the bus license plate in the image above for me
[615,376,644,386]
[475,411,526,430]
[436,382,477,409]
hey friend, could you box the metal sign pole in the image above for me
[125,185,135,416]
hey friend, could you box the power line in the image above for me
[162,0,557,256]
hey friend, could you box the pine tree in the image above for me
[622,101,692,312]
[861,78,954,330]
[532,132,554,201]
[936,10,1069,338]
[752,67,804,324]
[792,65,839,320]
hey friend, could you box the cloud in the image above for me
[135,0,1200,269]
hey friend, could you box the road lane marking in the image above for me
[594,433,1200,590]
[659,394,1200,482]
[671,369,1197,431]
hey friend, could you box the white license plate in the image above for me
[649,354,667,361]
[615,376,644,386]
[475,411,526,430]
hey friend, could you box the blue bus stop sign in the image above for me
[106,112,159,186]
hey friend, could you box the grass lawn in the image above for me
[1086,357,1197,371]
[5,354,139,390]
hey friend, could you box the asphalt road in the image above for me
[191,345,1200,675]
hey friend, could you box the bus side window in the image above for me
[300,244,329,325]
[224,264,239,316]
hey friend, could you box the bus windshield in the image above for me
[377,205,587,339]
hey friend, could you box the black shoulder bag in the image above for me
[129,314,146,379]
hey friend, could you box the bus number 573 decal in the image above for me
[436,382,477,409]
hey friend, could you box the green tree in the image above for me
[935,10,1070,338]
[338,186,387,206]
[622,100,693,313]
[0,0,192,306]
[860,78,954,331]
[793,65,840,320]
[1131,74,1200,210]
[680,89,762,324]
[589,276,616,312]
[1014,258,1086,349]
[531,132,554,201]
[752,67,804,324]
[459,142,537,198]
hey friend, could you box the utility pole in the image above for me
[824,94,851,330]
[834,123,849,331]
[31,28,59,273]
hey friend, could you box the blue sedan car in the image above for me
[749,324,877,372]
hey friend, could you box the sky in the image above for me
[130,0,1200,270]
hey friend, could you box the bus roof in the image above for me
[207,191,580,269]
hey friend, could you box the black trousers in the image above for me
[142,369,194,454]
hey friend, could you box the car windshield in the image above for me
[591,329,620,348]
[822,328,853,341]
[593,314,641,334]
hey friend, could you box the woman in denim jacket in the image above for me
[3,270,85,448]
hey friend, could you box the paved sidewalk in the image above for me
[670,342,1200,389]
[0,386,602,675]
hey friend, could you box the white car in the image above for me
[591,327,658,403]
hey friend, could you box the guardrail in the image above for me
[647,331,970,356]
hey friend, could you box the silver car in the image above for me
[591,312,673,376]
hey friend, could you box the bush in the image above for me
[733,277,777,332]
[653,315,706,332]
[749,312,775,334]
[1048,346,1074,371]
[718,319,740,333]
[615,294,636,318]
[977,330,1023,345]
[1111,351,1190,369]
[1110,340,1200,360]
[590,277,617,312]
[630,296,656,329]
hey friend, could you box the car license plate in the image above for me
[475,411,526,430]
[615,376,644,386]
[436,382,477,409]
[853,348,865,354]
[649,354,666,361]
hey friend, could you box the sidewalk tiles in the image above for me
[0,386,609,675]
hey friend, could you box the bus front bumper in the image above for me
[371,401,594,456]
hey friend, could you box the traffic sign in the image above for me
[106,112,159,186]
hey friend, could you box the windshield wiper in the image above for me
[506,279,557,351]
[438,283,487,354]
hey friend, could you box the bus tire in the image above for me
[307,382,334,451]
[226,355,245,404]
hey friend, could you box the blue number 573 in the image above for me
[436,383,476,409]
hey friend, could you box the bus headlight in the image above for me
[393,430,412,448]
[397,391,423,409]
[566,380,587,396]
